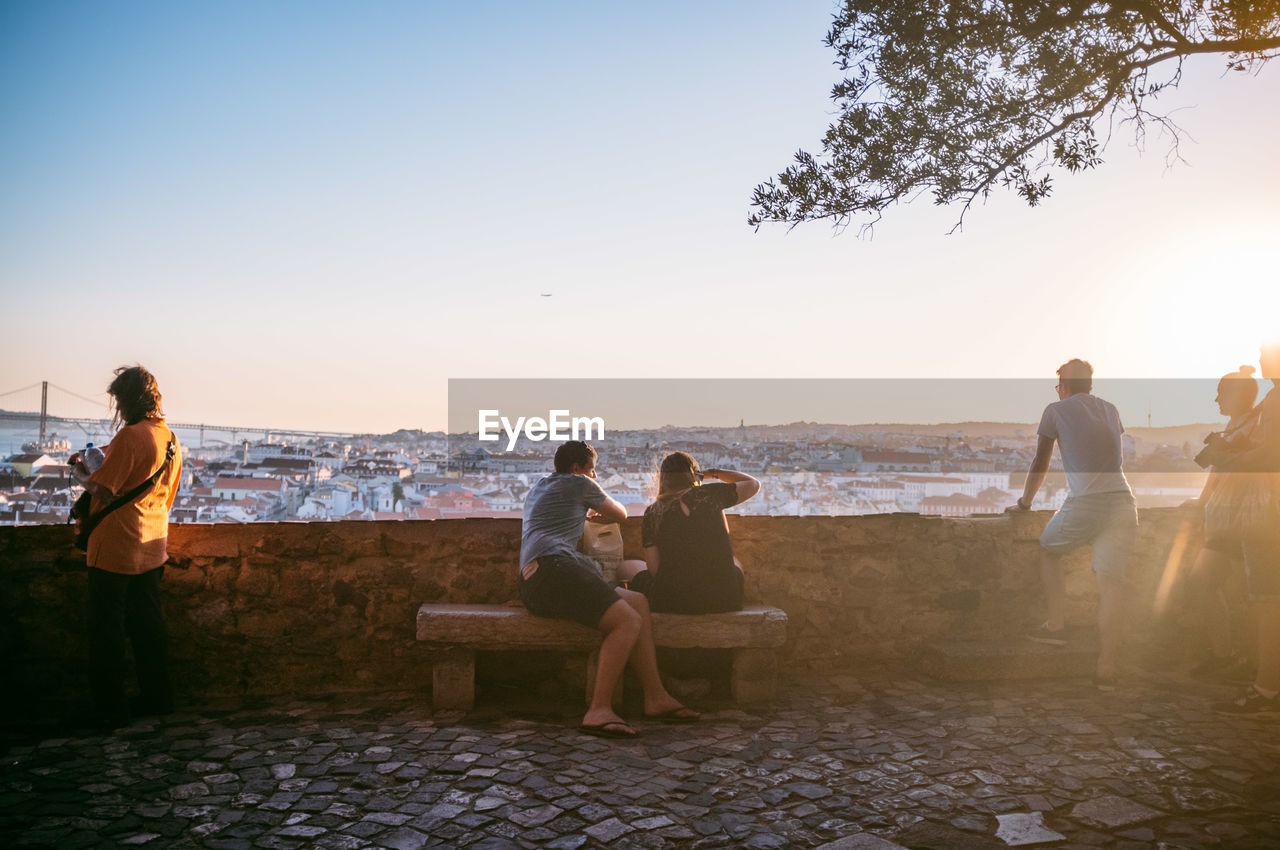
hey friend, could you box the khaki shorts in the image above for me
[1040,491,1138,579]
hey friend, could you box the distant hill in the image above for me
[377,428,443,443]
[1126,423,1217,448]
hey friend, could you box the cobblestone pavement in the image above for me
[3,671,1278,849]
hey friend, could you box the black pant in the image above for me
[88,566,172,721]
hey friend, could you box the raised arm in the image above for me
[703,468,760,505]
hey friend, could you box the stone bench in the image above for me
[415,603,787,710]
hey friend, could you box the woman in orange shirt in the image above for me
[71,366,182,729]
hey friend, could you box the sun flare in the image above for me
[1117,220,1280,377]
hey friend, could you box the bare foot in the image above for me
[581,708,634,735]
[642,695,698,720]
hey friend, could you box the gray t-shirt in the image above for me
[1038,393,1131,497]
[519,473,609,566]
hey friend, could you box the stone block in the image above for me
[816,835,909,849]
[236,610,286,642]
[171,525,244,558]
[937,589,981,612]
[416,604,786,650]
[1070,795,1162,828]
[417,605,600,650]
[185,599,234,632]
[235,562,275,597]
[432,649,476,710]
[332,580,369,616]
[730,648,778,703]
[995,812,1065,845]
[276,567,320,605]
[162,563,206,596]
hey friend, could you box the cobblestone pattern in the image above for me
[0,510,1233,718]
[3,672,1277,849]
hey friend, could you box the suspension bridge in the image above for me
[0,382,365,450]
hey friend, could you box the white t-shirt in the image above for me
[1038,393,1131,498]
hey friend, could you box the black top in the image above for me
[640,482,743,613]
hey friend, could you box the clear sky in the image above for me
[2,1,1277,433]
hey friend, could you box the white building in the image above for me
[212,476,287,502]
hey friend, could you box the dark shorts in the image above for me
[518,551,620,628]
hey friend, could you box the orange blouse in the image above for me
[87,419,183,574]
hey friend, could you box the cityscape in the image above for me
[1,411,1214,527]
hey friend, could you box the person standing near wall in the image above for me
[1200,342,1280,716]
[1184,366,1260,681]
[1009,359,1138,690]
[70,365,183,729]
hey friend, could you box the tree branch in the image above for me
[750,0,1280,231]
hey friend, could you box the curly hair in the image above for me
[108,365,164,428]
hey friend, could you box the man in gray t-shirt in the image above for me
[1010,359,1137,689]
[518,441,697,738]
[520,472,609,567]
[1037,392,1130,498]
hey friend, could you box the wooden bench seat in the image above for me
[415,603,787,710]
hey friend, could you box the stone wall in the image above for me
[0,510,1239,721]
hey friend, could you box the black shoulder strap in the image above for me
[80,437,178,541]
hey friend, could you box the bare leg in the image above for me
[1095,573,1127,680]
[615,588,696,717]
[1189,548,1232,658]
[1041,549,1066,631]
[582,600,640,731]
[1254,600,1280,693]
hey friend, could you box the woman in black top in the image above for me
[622,452,761,613]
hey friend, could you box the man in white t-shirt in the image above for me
[1009,359,1138,689]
